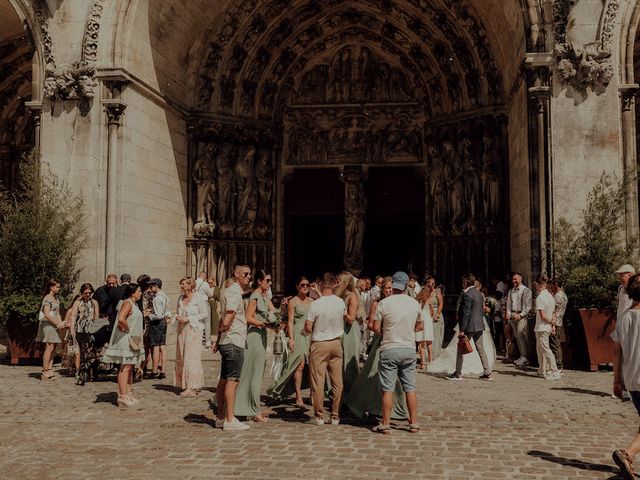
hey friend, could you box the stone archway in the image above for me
[0,0,39,190]
[186,0,526,292]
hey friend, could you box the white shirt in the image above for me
[218,282,247,348]
[306,295,346,342]
[377,294,422,351]
[364,285,380,316]
[534,289,555,332]
[612,309,640,392]
[618,285,633,322]
[195,277,214,299]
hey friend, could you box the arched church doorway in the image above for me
[187,0,516,293]
[0,0,36,191]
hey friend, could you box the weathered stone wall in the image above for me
[507,79,532,283]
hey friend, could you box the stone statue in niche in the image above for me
[255,147,274,238]
[342,168,367,275]
[192,143,217,237]
[481,133,502,226]
[234,146,258,237]
[215,143,235,237]
[442,141,465,235]
[460,137,480,233]
[333,47,352,103]
[428,143,448,236]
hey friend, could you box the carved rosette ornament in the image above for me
[553,0,619,94]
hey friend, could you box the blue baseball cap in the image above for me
[391,271,409,291]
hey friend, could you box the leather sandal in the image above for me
[40,369,55,381]
[409,423,420,433]
[373,424,391,434]
[613,449,635,480]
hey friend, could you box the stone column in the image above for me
[619,84,640,242]
[102,98,126,276]
[528,84,552,278]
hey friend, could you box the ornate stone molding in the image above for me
[619,84,640,112]
[83,0,105,64]
[553,0,619,93]
[102,99,127,126]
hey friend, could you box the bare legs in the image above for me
[417,341,426,369]
[216,378,240,422]
[381,391,418,428]
[117,364,132,397]
[426,341,433,363]
[41,343,56,379]
[152,345,166,374]
[294,359,305,405]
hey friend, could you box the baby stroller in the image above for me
[74,317,111,386]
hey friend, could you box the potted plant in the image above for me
[0,153,85,365]
[553,172,639,371]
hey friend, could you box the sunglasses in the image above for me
[241,272,251,277]
[299,283,310,287]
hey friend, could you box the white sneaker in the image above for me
[546,371,562,381]
[214,418,225,428]
[326,417,340,426]
[513,356,524,366]
[622,390,632,401]
[223,417,250,431]
[309,417,324,426]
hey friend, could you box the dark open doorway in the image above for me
[285,169,344,292]
[363,167,425,278]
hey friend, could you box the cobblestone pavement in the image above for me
[0,342,636,480]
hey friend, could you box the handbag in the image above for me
[457,335,473,355]
[129,335,143,351]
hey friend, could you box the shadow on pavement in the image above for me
[94,392,117,405]
[183,413,216,427]
[152,383,182,395]
[493,369,539,378]
[551,387,610,397]
[528,450,619,476]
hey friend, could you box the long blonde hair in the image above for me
[334,271,355,300]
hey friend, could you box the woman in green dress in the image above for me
[268,277,313,406]
[335,271,362,397]
[234,269,277,422]
[425,275,445,359]
[345,277,408,419]
[37,279,67,380]
[102,283,145,407]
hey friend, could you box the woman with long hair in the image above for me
[268,276,314,406]
[424,275,445,359]
[335,271,362,396]
[172,277,206,397]
[37,279,66,380]
[102,283,145,406]
[416,282,435,369]
[67,283,99,379]
[344,277,407,419]
[235,269,278,421]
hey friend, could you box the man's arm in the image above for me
[613,341,624,398]
[460,293,472,334]
[506,289,513,319]
[219,310,236,331]
[372,319,382,335]
[521,288,533,317]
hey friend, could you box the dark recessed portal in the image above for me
[363,167,425,278]
[285,169,344,292]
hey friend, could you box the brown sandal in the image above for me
[613,449,635,480]
[40,369,55,381]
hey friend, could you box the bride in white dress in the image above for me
[427,292,496,376]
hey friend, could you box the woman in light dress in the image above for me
[416,283,435,369]
[102,283,145,407]
[427,281,496,376]
[344,277,407,419]
[335,271,362,396]
[37,279,67,381]
[425,276,445,359]
[171,277,207,397]
[268,276,313,406]
[235,269,278,422]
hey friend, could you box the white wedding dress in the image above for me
[426,318,496,376]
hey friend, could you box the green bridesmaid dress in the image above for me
[234,291,268,417]
[268,299,311,400]
[432,292,445,359]
[344,334,408,420]
[341,310,361,396]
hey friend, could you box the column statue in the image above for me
[342,167,367,275]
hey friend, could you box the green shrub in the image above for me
[554,172,639,309]
[0,153,86,325]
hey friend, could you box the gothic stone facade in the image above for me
[0,0,637,295]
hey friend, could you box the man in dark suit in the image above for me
[447,273,494,381]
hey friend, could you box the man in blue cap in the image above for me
[372,271,423,434]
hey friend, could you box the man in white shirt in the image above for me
[195,271,214,347]
[617,264,635,321]
[373,271,423,434]
[611,272,640,479]
[533,277,560,380]
[213,264,252,431]
[506,273,532,367]
[304,272,346,426]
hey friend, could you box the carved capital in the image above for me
[103,100,127,126]
[619,84,640,112]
